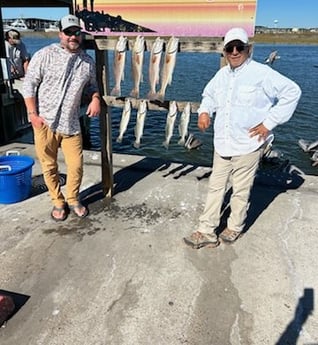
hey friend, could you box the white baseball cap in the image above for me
[224,28,249,47]
[60,14,81,31]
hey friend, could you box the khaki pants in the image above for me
[33,125,83,208]
[199,149,262,233]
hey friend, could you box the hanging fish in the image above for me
[130,35,145,98]
[178,102,191,145]
[111,35,127,97]
[133,99,147,149]
[116,98,131,143]
[163,100,178,149]
[157,36,179,101]
[147,37,164,100]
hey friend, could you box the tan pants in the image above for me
[199,149,262,233]
[33,125,83,208]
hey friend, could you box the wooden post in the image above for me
[95,44,113,198]
[220,53,227,68]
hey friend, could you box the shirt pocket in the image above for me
[234,85,257,106]
[213,89,226,109]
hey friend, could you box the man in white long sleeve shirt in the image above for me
[184,27,301,249]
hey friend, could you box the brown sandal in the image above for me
[51,206,68,222]
[69,203,89,218]
[219,228,242,244]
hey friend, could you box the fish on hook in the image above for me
[116,98,131,143]
[111,35,127,97]
[163,100,178,149]
[157,36,179,101]
[130,35,145,99]
[133,99,147,149]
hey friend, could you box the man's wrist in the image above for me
[27,110,38,116]
[92,94,101,101]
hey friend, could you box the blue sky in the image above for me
[1,0,318,29]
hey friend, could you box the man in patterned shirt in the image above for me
[23,14,101,221]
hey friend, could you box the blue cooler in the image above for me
[0,152,34,204]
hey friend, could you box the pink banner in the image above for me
[75,0,257,37]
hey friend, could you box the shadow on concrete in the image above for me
[244,168,305,232]
[30,173,67,198]
[209,166,305,235]
[275,288,314,345]
[114,157,167,194]
[0,289,30,324]
[79,157,168,204]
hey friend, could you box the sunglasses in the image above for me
[224,44,248,54]
[63,29,82,37]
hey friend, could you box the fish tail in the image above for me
[162,140,169,149]
[157,91,165,102]
[147,91,157,100]
[130,88,139,98]
[111,87,121,97]
[178,138,185,145]
[133,141,140,149]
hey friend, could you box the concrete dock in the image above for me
[0,143,317,345]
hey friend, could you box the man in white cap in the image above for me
[23,14,101,221]
[5,29,30,79]
[184,27,301,249]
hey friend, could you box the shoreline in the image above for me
[253,32,318,45]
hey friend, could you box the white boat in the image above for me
[44,22,59,32]
[3,18,35,32]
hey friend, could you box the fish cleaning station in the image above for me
[0,1,317,344]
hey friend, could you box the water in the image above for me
[22,37,318,175]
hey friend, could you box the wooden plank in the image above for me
[89,35,224,54]
[103,96,200,113]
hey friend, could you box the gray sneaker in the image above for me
[183,231,219,249]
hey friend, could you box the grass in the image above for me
[253,32,318,45]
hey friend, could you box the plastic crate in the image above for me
[0,153,34,204]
